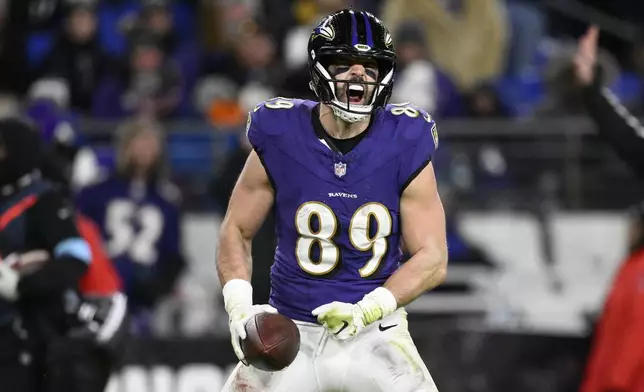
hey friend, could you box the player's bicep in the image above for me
[400,163,447,259]
[222,150,274,240]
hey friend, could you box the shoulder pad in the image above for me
[246,98,314,151]
[384,102,438,148]
[387,103,439,191]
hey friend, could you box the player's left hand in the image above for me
[0,258,19,301]
[313,287,399,340]
[312,301,365,340]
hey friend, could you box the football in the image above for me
[241,312,300,371]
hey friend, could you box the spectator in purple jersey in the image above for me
[76,118,185,335]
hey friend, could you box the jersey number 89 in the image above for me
[295,202,393,278]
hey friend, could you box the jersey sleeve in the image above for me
[398,110,439,192]
[245,98,297,153]
[246,104,266,153]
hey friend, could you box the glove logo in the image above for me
[334,321,349,335]
[378,323,397,332]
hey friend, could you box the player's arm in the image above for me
[216,150,274,300]
[0,190,92,300]
[217,149,278,363]
[385,162,448,306]
[313,162,448,333]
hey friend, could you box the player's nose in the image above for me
[348,64,366,78]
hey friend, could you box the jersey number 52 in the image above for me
[295,201,392,278]
[106,200,164,265]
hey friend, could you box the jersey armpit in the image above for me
[28,189,92,265]
[389,103,439,192]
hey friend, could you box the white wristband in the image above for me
[222,279,253,314]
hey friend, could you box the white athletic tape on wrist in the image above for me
[222,279,253,314]
[358,287,398,325]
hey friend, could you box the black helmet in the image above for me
[307,9,396,123]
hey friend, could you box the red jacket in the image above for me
[580,249,644,392]
[76,214,122,296]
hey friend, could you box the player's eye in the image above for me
[365,68,377,79]
[333,65,350,75]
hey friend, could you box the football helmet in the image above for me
[308,9,397,123]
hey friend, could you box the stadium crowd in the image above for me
[0,0,643,124]
[0,0,643,336]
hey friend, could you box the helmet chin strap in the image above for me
[331,103,370,123]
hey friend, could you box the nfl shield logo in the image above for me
[334,162,347,178]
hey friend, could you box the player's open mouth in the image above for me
[347,84,365,104]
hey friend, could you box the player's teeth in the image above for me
[349,85,364,92]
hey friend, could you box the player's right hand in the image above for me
[227,304,278,365]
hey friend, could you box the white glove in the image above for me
[222,279,277,365]
[312,287,398,341]
[0,259,19,301]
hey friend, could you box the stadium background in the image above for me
[2,0,644,390]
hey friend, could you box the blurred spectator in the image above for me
[38,1,110,113]
[202,23,279,113]
[193,76,245,129]
[76,119,186,335]
[26,78,101,189]
[537,42,619,117]
[504,0,546,78]
[464,84,510,118]
[382,0,508,93]
[123,0,178,55]
[580,201,644,392]
[390,22,438,113]
[93,32,183,119]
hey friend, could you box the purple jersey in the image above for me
[247,98,438,323]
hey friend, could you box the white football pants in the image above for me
[221,309,439,392]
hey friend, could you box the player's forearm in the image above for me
[356,244,447,326]
[216,223,253,286]
[384,245,448,307]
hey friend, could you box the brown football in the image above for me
[241,312,300,371]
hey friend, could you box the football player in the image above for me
[217,9,447,392]
[75,118,185,334]
[0,117,93,392]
